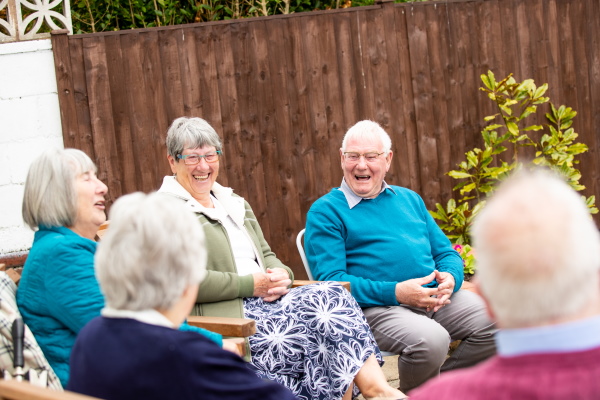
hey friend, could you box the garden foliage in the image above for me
[430,71,597,274]
[71,0,427,33]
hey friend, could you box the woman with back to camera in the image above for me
[67,192,298,400]
[158,116,406,400]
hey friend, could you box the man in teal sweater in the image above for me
[305,120,496,393]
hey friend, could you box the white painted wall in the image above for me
[0,39,64,254]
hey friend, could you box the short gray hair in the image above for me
[472,169,600,328]
[166,117,223,160]
[22,148,97,230]
[95,192,206,311]
[341,120,392,154]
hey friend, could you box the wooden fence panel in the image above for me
[51,0,600,278]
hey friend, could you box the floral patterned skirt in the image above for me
[244,281,382,400]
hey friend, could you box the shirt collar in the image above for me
[101,307,175,328]
[338,178,396,209]
[496,314,600,357]
[158,176,246,226]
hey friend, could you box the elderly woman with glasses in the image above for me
[158,117,405,400]
[67,193,298,400]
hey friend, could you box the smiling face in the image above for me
[70,170,108,239]
[168,145,219,207]
[340,135,393,199]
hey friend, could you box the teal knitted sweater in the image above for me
[305,186,463,308]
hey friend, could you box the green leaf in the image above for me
[499,104,512,116]
[522,125,543,131]
[484,114,498,122]
[481,74,493,91]
[483,124,503,132]
[466,151,479,167]
[533,83,548,99]
[448,171,473,179]
[447,198,457,213]
[506,122,519,135]
[460,182,476,195]
[429,210,442,220]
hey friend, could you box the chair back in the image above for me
[295,229,314,280]
[0,272,61,390]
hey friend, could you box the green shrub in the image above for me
[71,0,429,33]
[430,71,597,274]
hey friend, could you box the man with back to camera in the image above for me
[304,120,496,393]
[410,168,600,399]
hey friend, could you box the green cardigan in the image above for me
[158,177,294,320]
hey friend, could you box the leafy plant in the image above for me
[71,0,430,33]
[430,71,597,273]
[452,244,476,276]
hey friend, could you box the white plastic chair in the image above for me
[295,229,313,280]
[296,229,395,358]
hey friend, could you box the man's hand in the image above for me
[432,271,455,312]
[252,268,291,302]
[395,272,440,309]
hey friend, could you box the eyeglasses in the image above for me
[343,152,384,163]
[177,151,222,165]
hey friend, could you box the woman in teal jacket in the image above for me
[17,148,222,388]
[17,148,108,387]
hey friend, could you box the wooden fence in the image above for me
[51,0,600,278]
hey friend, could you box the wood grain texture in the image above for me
[51,0,600,280]
[0,380,100,400]
[186,316,256,337]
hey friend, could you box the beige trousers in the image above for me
[362,289,497,393]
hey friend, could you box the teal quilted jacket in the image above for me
[17,226,103,387]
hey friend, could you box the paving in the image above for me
[355,355,400,400]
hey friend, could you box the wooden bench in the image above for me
[0,380,100,400]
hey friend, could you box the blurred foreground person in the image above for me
[67,193,298,400]
[410,169,600,399]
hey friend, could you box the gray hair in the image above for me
[166,117,223,160]
[472,169,600,328]
[22,148,97,230]
[341,120,392,154]
[95,192,206,311]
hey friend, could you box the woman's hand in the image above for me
[252,268,291,302]
[222,339,243,356]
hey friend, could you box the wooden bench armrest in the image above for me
[186,316,256,337]
[0,380,100,400]
[292,279,351,292]
[223,337,247,356]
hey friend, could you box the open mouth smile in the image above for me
[194,174,210,182]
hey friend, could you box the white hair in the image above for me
[341,120,392,154]
[22,148,97,230]
[472,169,600,328]
[95,192,206,311]
[166,116,222,160]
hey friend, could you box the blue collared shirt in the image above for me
[496,315,600,357]
[338,178,396,209]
